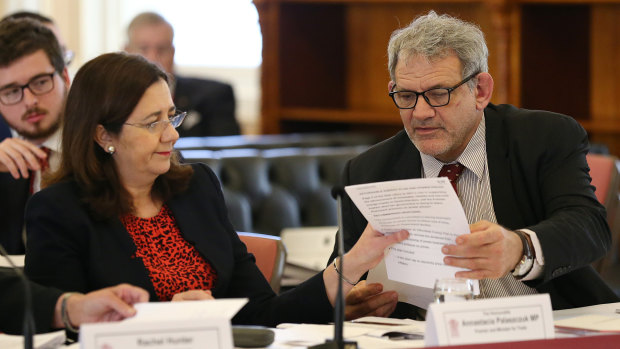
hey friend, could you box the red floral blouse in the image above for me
[121,205,217,301]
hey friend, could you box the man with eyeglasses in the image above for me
[0,11,74,143]
[124,12,241,137]
[329,11,617,319]
[0,18,70,254]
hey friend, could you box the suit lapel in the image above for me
[485,107,525,229]
[394,130,423,180]
[167,188,232,289]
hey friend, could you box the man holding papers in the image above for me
[330,11,618,317]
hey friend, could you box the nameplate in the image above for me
[80,318,232,349]
[424,294,554,346]
[80,299,247,349]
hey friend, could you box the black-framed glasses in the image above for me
[0,72,57,106]
[124,111,187,133]
[388,72,480,109]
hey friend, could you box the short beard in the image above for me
[18,117,61,141]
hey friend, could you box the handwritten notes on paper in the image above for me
[345,178,478,305]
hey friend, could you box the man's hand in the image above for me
[345,281,398,320]
[171,289,214,302]
[56,283,149,328]
[441,220,523,279]
[0,138,48,179]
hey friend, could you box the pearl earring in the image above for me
[107,145,116,154]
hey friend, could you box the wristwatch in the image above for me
[512,230,534,278]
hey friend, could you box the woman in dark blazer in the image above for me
[24,52,407,327]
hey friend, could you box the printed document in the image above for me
[345,177,478,308]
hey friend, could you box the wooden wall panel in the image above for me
[345,4,506,112]
[254,0,620,155]
[590,5,620,122]
[589,4,620,155]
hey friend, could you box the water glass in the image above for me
[433,278,474,303]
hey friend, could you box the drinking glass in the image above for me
[433,278,474,303]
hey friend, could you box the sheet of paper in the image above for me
[367,258,436,309]
[346,178,478,292]
[553,301,620,321]
[0,254,25,268]
[122,298,248,323]
[348,316,425,338]
[275,323,424,349]
[351,316,424,326]
[554,315,620,333]
[0,330,65,349]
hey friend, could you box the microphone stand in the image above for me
[0,244,34,349]
[310,188,357,349]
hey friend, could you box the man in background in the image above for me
[0,11,74,143]
[125,12,241,137]
[0,18,69,254]
[330,11,617,318]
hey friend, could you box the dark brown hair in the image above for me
[49,52,192,218]
[0,18,64,72]
[1,11,54,24]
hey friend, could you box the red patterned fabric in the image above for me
[29,146,51,194]
[121,205,217,301]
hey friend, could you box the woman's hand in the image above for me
[347,224,409,275]
[171,290,214,301]
[324,224,408,306]
[345,281,399,320]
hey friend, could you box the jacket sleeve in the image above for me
[524,118,610,285]
[489,108,612,286]
[24,185,92,294]
[0,269,62,334]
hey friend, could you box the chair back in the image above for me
[237,232,287,293]
[586,153,620,272]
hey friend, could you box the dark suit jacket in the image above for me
[0,268,62,334]
[24,163,332,327]
[329,103,618,310]
[0,174,29,254]
[174,76,241,137]
[0,117,11,141]
[0,118,29,255]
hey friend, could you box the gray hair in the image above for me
[387,11,488,86]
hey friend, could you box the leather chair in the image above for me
[586,153,620,277]
[237,232,286,293]
[180,146,367,236]
[175,132,376,151]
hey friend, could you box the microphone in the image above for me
[0,244,34,349]
[310,186,357,349]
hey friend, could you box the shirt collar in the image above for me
[40,128,62,154]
